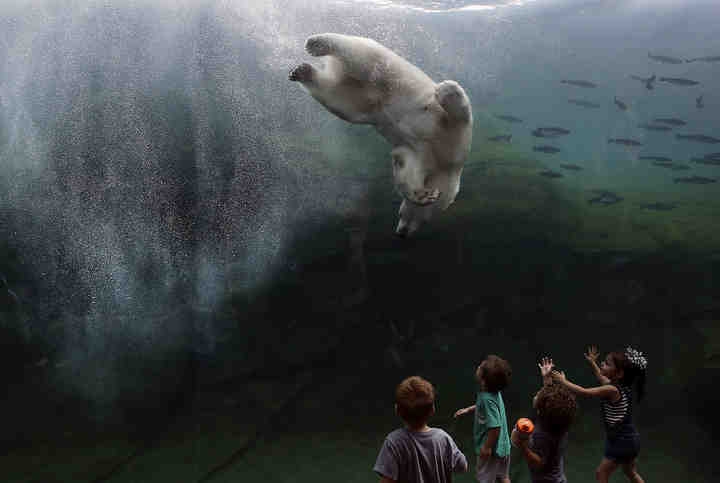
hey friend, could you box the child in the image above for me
[454,355,513,483]
[374,375,468,483]
[552,345,647,483]
[512,357,577,483]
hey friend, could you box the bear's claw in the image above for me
[289,63,313,82]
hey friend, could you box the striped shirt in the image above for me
[601,384,631,428]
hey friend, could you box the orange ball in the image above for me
[516,417,534,433]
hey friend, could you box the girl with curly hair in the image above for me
[552,346,647,483]
[512,357,577,483]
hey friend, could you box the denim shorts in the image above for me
[604,430,640,464]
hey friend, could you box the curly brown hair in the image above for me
[395,376,435,427]
[535,383,578,435]
[477,355,512,393]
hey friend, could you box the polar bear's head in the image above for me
[395,199,434,238]
[391,145,425,202]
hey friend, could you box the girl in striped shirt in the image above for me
[551,346,647,483]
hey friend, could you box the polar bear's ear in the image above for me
[435,80,472,123]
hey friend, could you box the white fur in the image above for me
[291,33,473,236]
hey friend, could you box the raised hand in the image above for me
[584,345,599,364]
[538,357,554,378]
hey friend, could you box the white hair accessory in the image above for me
[625,347,647,370]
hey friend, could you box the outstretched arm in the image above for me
[585,345,610,385]
[454,404,476,418]
[552,371,619,400]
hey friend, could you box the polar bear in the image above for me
[289,33,473,237]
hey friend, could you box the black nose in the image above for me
[395,227,408,238]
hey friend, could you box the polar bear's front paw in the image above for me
[305,35,333,57]
[289,63,314,82]
[409,188,441,206]
[435,81,463,104]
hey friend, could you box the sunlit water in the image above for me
[1,0,719,481]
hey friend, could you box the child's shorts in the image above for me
[475,453,510,482]
[604,431,640,464]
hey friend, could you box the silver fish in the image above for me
[638,123,672,131]
[648,52,683,64]
[495,114,523,123]
[560,79,597,88]
[488,134,512,142]
[539,170,563,178]
[659,77,700,86]
[638,156,672,162]
[568,99,601,108]
[674,176,716,184]
[608,138,643,146]
[686,56,720,63]
[533,145,561,153]
[638,202,677,211]
[653,118,686,126]
[676,134,720,144]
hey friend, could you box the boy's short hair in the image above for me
[396,376,435,426]
[479,354,512,393]
[535,383,578,435]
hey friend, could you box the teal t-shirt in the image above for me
[473,391,511,458]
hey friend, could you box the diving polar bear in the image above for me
[289,33,473,237]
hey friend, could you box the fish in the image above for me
[487,134,512,142]
[608,138,643,146]
[631,75,656,90]
[495,114,523,123]
[533,145,561,154]
[674,176,716,184]
[532,127,571,138]
[651,161,690,170]
[568,99,601,108]
[653,118,686,126]
[560,80,597,88]
[696,95,704,109]
[686,56,720,63]
[559,163,583,170]
[614,97,628,111]
[539,170,563,178]
[676,134,720,144]
[588,190,623,206]
[690,157,720,166]
[648,52,684,64]
[659,77,700,86]
[638,156,672,162]
[638,202,678,211]
[637,123,672,131]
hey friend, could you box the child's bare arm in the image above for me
[519,442,544,469]
[552,371,619,400]
[454,405,476,418]
[585,346,611,385]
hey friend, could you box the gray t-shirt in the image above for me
[528,423,568,483]
[374,427,467,483]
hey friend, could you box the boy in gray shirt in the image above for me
[374,376,468,483]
